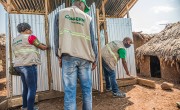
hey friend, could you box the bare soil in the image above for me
[0,34,6,103]
[5,77,180,110]
[0,77,7,103]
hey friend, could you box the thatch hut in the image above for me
[133,32,154,73]
[136,22,180,83]
[133,32,154,51]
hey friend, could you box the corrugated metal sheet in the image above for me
[1,0,133,17]
[106,18,137,79]
[48,4,65,92]
[89,3,100,91]
[6,14,49,96]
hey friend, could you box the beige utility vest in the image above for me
[58,6,95,62]
[102,41,125,70]
[12,34,41,67]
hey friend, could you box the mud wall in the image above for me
[133,33,146,73]
[139,56,151,77]
[160,59,180,83]
[133,35,144,51]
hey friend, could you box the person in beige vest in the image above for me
[101,37,133,98]
[13,23,49,110]
[54,0,98,110]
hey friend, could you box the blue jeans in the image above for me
[15,65,37,110]
[62,55,92,110]
[102,59,119,93]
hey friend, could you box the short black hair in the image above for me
[123,37,133,43]
[17,23,31,33]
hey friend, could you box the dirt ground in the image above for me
[3,77,179,110]
[0,63,6,103]
[0,77,7,103]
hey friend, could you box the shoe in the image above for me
[106,88,112,92]
[21,107,27,110]
[34,106,39,110]
[21,106,39,110]
[113,92,126,98]
[177,102,180,108]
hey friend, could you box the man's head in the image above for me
[72,0,90,13]
[17,23,32,34]
[123,37,133,48]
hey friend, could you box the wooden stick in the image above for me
[96,9,103,93]
[7,0,12,13]
[118,0,138,17]
[99,0,108,12]
[102,0,109,44]
[65,0,70,8]
[8,14,13,98]
[126,5,130,18]
[1,91,64,108]
[9,11,45,15]
[137,78,156,88]
[11,0,20,13]
[99,20,105,22]
[45,0,52,91]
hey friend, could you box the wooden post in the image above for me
[96,9,103,93]
[8,14,13,98]
[118,0,138,17]
[45,0,52,90]
[126,5,130,18]
[7,0,12,13]
[102,0,108,44]
[11,0,20,13]
[65,0,70,7]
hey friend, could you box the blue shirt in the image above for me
[54,12,98,64]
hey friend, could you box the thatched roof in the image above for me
[0,0,137,17]
[133,32,155,42]
[136,22,180,63]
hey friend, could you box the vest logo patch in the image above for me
[13,39,22,45]
[65,15,85,26]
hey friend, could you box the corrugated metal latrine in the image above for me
[106,18,137,79]
[6,3,101,96]
[6,4,136,97]
[6,14,49,96]
[48,3,100,92]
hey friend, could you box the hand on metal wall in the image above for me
[91,62,97,71]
